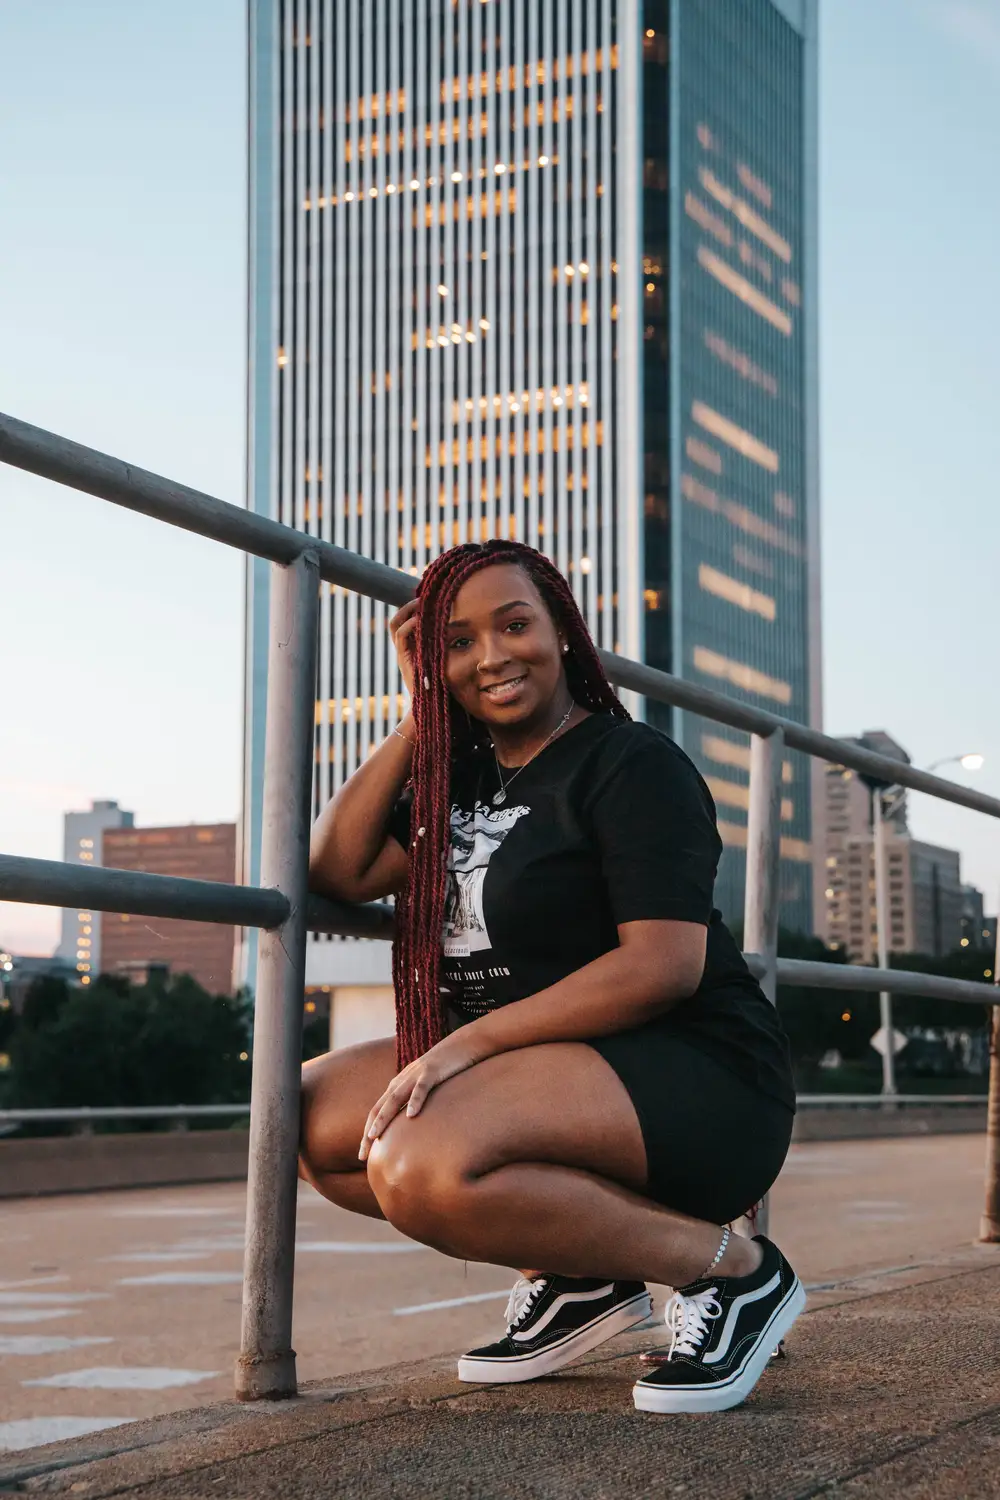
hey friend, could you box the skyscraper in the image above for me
[54,799,134,984]
[243,0,820,996]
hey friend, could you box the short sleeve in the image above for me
[386,789,413,850]
[589,729,721,926]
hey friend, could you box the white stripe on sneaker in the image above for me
[510,1284,615,1342]
[702,1271,781,1365]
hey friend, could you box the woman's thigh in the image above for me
[300,1037,396,1176]
[368,1041,649,1199]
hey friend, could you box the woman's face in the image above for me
[442,563,566,730]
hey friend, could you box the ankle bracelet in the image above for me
[699,1225,731,1280]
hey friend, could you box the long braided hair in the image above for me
[392,539,629,1068]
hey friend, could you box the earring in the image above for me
[561,643,569,654]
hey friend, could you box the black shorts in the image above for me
[588,1028,794,1225]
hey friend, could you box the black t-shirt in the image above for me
[388,713,795,1110]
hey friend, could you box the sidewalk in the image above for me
[3,1246,998,1499]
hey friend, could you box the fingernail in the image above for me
[368,1126,378,1139]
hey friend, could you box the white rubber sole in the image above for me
[632,1278,806,1414]
[457,1291,653,1384]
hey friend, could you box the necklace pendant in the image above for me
[492,789,507,806]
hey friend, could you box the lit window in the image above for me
[698,563,776,621]
[580,556,592,574]
[409,178,419,189]
[538,155,549,166]
[698,167,791,261]
[277,348,289,368]
[692,646,792,705]
[344,190,355,201]
[691,402,778,473]
[437,284,449,296]
[479,318,490,330]
[451,171,462,182]
[696,247,792,335]
[686,436,722,474]
[494,163,506,174]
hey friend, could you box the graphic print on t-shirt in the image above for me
[442,799,529,958]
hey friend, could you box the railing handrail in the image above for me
[0,852,992,1008]
[2,410,998,819]
[0,1096,986,1124]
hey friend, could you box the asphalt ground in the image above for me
[0,1132,993,1457]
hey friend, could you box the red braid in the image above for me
[392,540,629,1068]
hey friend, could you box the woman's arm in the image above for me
[462,918,706,1059]
[308,712,413,903]
[359,920,706,1151]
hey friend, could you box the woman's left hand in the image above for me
[358,1032,484,1161]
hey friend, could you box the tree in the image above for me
[7,973,253,1112]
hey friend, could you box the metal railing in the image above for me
[1,409,998,1399]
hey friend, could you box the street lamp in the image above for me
[869,752,984,1096]
[927,753,985,774]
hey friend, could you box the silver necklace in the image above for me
[492,704,574,806]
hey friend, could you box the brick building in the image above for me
[101,824,237,994]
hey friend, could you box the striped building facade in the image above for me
[243,0,820,995]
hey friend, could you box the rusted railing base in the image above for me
[235,1349,298,1402]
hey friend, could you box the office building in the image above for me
[101,824,237,994]
[54,799,134,984]
[818,731,973,962]
[243,0,820,1005]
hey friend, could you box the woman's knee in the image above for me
[365,1123,468,1249]
[298,1042,391,1178]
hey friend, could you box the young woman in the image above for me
[301,539,803,1414]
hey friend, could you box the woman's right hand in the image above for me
[389,597,420,698]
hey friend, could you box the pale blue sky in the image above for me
[1,0,998,953]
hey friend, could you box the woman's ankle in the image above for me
[715,1232,764,1280]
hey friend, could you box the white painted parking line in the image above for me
[297,1241,426,1254]
[117,1271,243,1286]
[0,1336,114,1356]
[0,1308,79,1323]
[102,1251,213,1263]
[24,1366,220,1391]
[394,1290,510,1316]
[0,1292,109,1305]
[0,1416,133,1453]
[112,1207,233,1218]
[0,1275,70,1291]
[173,1236,246,1251]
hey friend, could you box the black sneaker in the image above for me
[457,1274,652,1383]
[632,1236,805,1414]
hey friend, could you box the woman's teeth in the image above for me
[483,676,526,699]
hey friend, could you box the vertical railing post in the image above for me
[872,791,898,1096]
[235,551,319,1401]
[744,728,784,1239]
[979,921,1000,1243]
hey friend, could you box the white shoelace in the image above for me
[505,1275,548,1332]
[663,1286,723,1360]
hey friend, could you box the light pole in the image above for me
[869,752,984,1098]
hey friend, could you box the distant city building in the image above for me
[0,953,79,1013]
[817,731,974,961]
[54,799,134,985]
[242,0,820,1012]
[101,824,237,995]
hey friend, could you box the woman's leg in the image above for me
[365,1042,764,1286]
[299,1038,396,1219]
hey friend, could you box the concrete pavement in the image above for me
[0,1132,997,1490]
[1,1248,999,1498]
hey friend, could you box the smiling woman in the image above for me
[301,539,803,1415]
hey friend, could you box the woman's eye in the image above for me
[506,619,529,633]
[448,635,472,650]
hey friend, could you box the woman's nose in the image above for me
[477,633,510,671]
